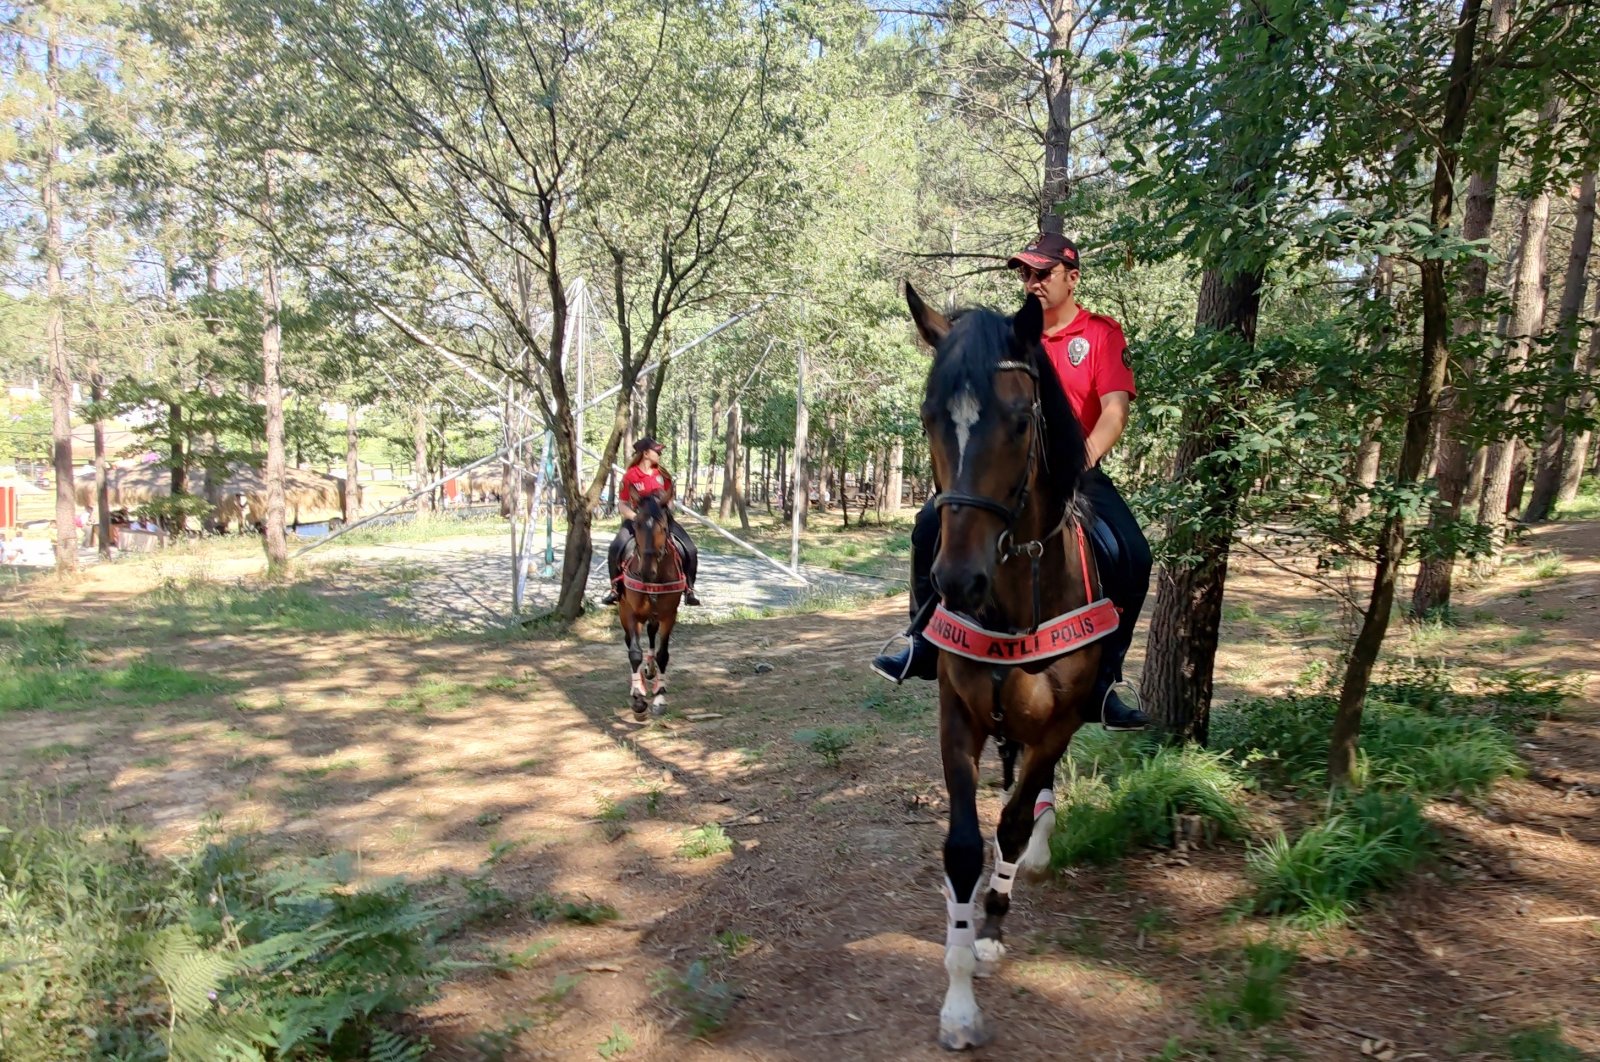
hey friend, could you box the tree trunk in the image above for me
[414,400,433,512]
[1526,169,1596,520]
[344,402,360,523]
[169,400,186,532]
[1506,438,1531,516]
[1344,415,1383,525]
[261,165,290,578]
[1038,0,1075,232]
[687,398,699,504]
[1559,275,1600,503]
[1329,0,1483,787]
[719,394,738,520]
[886,438,905,514]
[44,18,76,575]
[792,345,810,563]
[1140,266,1263,745]
[202,254,224,514]
[1410,0,1513,617]
[1477,147,1556,571]
[91,365,110,556]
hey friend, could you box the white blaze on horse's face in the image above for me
[948,386,982,479]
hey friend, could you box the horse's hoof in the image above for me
[631,696,650,718]
[973,938,1005,977]
[937,1019,989,1051]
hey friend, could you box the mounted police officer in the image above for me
[600,437,702,606]
[871,233,1152,731]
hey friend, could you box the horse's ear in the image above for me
[905,282,950,351]
[1013,293,1044,351]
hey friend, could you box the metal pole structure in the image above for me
[572,300,768,415]
[791,339,809,573]
[541,434,557,577]
[733,338,778,403]
[574,278,586,488]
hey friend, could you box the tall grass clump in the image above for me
[0,804,450,1060]
[1214,681,1524,798]
[1050,734,1250,867]
[1246,790,1434,927]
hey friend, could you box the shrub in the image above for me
[0,807,449,1060]
[1246,790,1434,926]
[1051,738,1250,867]
[1200,940,1298,1031]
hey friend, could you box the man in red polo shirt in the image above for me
[872,233,1152,732]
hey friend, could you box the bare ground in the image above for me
[2,522,1598,1061]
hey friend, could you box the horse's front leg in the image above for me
[648,618,670,717]
[975,736,1072,977]
[938,690,988,1051]
[623,611,648,719]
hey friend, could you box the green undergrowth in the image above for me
[0,619,235,714]
[1245,789,1434,927]
[1211,664,1559,796]
[145,578,395,635]
[1050,731,1251,867]
[0,801,453,1061]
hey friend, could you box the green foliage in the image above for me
[1246,791,1434,927]
[796,726,855,767]
[0,810,447,1060]
[529,893,619,926]
[1501,1022,1589,1062]
[1199,941,1298,1031]
[677,824,733,860]
[1050,736,1250,866]
[650,959,737,1039]
[147,579,380,635]
[1214,676,1529,796]
[0,622,235,715]
[597,1023,635,1058]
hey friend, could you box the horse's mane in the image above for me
[636,492,667,527]
[925,305,1090,506]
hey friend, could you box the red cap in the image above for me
[1007,233,1080,271]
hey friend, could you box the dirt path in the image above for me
[3,523,1597,1060]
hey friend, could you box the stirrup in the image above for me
[871,632,915,684]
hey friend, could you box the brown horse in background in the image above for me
[617,492,684,720]
[906,286,1109,1050]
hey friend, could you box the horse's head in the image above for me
[634,492,674,581]
[908,283,1086,616]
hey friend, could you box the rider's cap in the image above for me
[1007,232,1080,271]
[633,437,665,454]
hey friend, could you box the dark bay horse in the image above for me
[618,492,684,720]
[906,285,1110,1050]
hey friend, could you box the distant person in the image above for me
[600,437,701,606]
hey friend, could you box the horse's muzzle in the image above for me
[933,556,992,616]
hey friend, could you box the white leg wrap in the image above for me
[939,942,986,1048]
[943,876,977,950]
[651,674,666,697]
[989,838,1019,898]
[630,672,646,696]
[1020,788,1056,873]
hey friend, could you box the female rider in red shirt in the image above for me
[600,437,702,606]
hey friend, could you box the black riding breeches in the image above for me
[908,468,1151,696]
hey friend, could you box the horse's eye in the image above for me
[1013,415,1031,438]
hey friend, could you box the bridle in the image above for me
[932,358,1071,574]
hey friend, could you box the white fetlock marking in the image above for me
[939,943,982,1046]
[1020,788,1056,872]
[973,937,1006,966]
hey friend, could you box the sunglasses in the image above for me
[1016,264,1060,283]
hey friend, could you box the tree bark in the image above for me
[344,401,360,523]
[1477,147,1556,570]
[1526,169,1596,520]
[1410,0,1514,616]
[1139,266,1263,745]
[1329,0,1483,787]
[1558,275,1600,503]
[1345,415,1383,525]
[792,344,811,562]
[886,437,905,514]
[44,17,76,575]
[91,366,109,556]
[414,399,433,512]
[261,163,290,578]
[1038,0,1075,231]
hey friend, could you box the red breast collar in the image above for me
[623,573,687,594]
[923,599,1118,665]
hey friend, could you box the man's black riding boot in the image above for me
[1087,684,1150,731]
[871,635,940,684]
[683,585,702,606]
